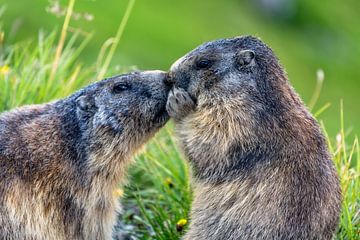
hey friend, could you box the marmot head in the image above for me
[74,70,170,157]
[169,35,297,108]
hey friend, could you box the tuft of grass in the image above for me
[0,0,93,110]
[0,0,135,111]
[0,29,93,111]
[322,101,360,239]
[121,125,192,239]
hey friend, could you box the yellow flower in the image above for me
[165,177,174,188]
[113,188,124,198]
[165,177,172,184]
[0,65,10,75]
[177,219,187,226]
[176,218,187,232]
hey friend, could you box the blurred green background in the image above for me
[1,0,359,137]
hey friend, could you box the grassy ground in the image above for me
[0,4,359,240]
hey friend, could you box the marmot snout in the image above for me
[167,36,341,240]
[0,70,169,240]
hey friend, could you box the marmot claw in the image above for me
[166,87,195,121]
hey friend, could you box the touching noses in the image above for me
[163,72,175,88]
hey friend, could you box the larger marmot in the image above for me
[166,36,341,239]
[0,71,169,240]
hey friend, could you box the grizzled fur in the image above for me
[166,36,341,239]
[0,71,169,240]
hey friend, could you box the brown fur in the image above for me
[0,71,169,239]
[166,36,341,239]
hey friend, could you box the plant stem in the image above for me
[97,0,136,80]
[50,0,75,82]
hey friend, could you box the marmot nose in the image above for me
[163,72,175,88]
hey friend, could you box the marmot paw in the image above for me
[166,87,195,121]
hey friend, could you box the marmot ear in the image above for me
[76,95,94,112]
[236,50,255,67]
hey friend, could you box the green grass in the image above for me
[0,10,359,240]
[0,30,92,110]
[120,125,192,240]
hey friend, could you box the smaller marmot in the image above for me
[0,71,169,240]
[166,36,341,239]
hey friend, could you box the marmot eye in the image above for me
[196,59,213,69]
[112,83,131,94]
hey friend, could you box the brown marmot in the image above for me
[0,71,169,240]
[166,36,341,239]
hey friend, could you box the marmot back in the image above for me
[0,71,169,240]
[166,36,341,239]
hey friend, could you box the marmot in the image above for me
[0,71,169,240]
[166,36,341,239]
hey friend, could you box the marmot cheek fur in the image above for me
[0,70,169,240]
[166,36,341,240]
